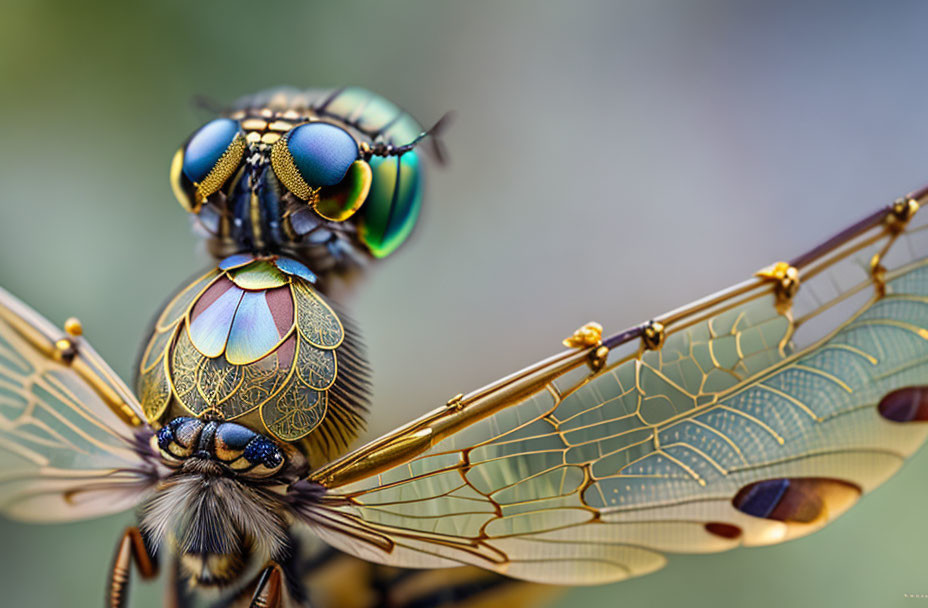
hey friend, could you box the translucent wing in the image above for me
[288,525,561,608]
[298,190,928,585]
[0,287,160,521]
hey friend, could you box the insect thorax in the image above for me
[136,254,369,466]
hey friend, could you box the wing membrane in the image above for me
[303,191,928,584]
[0,287,159,521]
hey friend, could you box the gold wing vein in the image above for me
[0,287,159,521]
[302,191,928,584]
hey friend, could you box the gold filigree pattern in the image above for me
[138,352,171,422]
[294,282,344,349]
[138,258,349,443]
[297,343,337,391]
[170,328,208,415]
[195,354,245,409]
[238,350,292,411]
[262,379,326,442]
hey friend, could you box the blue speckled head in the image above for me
[243,437,283,468]
[287,122,359,186]
[154,416,286,477]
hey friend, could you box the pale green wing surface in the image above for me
[304,196,928,585]
[0,287,159,522]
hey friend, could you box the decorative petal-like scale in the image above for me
[138,346,172,422]
[196,352,245,407]
[226,290,290,365]
[294,282,344,349]
[228,260,289,290]
[218,253,256,271]
[138,255,368,448]
[297,342,337,391]
[274,257,317,284]
[188,278,244,358]
[170,328,211,416]
[260,378,326,442]
[155,269,219,332]
[139,322,175,373]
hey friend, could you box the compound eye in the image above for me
[243,437,285,478]
[170,118,245,212]
[213,422,257,463]
[271,122,372,221]
[154,417,204,464]
[358,152,423,258]
[284,122,357,186]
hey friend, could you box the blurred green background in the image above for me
[2,0,928,606]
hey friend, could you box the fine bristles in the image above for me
[140,465,288,564]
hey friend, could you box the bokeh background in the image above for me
[2,1,928,606]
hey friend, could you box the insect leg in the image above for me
[248,562,285,608]
[164,558,195,608]
[107,526,158,608]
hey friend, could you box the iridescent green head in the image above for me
[169,87,443,276]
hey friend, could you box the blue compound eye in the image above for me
[271,122,373,222]
[155,417,204,462]
[272,122,360,189]
[183,118,243,183]
[214,422,257,452]
[286,122,359,186]
[170,118,245,212]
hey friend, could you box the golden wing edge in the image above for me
[0,287,162,522]
[0,285,145,429]
[310,186,928,490]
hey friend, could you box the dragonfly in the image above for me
[1,86,928,607]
